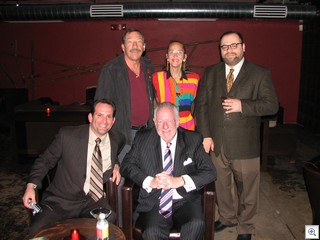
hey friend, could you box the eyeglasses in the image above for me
[220,43,242,51]
[168,50,184,56]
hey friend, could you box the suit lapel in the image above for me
[218,64,228,95]
[149,129,163,173]
[229,60,248,93]
[78,126,90,186]
[173,129,186,176]
[108,130,118,166]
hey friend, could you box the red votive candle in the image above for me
[46,107,51,117]
[71,228,79,240]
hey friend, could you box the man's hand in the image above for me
[112,164,121,185]
[151,172,184,190]
[223,97,242,114]
[203,137,214,153]
[22,183,37,209]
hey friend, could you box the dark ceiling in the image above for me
[0,0,314,4]
[0,0,318,21]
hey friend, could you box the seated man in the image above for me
[22,99,125,234]
[120,102,217,240]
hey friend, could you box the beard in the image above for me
[222,53,243,66]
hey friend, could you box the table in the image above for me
[14,104,90,158]
[28,218,125,240]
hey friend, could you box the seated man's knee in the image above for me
[180,219,205,240]
[143,226,169,240]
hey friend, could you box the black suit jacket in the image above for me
[120,127,216,213]
[28,124,125,207]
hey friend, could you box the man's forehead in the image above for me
[125,32,143,40]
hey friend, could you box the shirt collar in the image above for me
[225,57,245,75]
[89,127,108,146]
[160,131,178,150]
[167,70,188,80]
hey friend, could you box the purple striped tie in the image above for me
[159,142,173,218]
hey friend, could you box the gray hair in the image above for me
[154,102,179,121]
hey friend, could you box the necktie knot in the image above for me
[166,142,171,149]
[95,138,101,145]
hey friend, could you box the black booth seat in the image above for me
[303,155,320,225]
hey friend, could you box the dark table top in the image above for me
[28,218,125,240]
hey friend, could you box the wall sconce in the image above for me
[111,24,126,31]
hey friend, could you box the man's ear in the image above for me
[121,43,125,52]
[88,113,93,123]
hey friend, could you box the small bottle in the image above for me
[96,212,109,240]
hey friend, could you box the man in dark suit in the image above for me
[22,99,125,234]
[195,31,278,240]
[121,102,216,240]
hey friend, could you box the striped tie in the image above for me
[89,138,103,202]
[159,142,174,218]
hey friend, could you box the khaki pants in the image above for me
[211,147,260,234]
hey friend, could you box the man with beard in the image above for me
[195,31,278,240]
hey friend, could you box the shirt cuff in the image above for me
[142,176,154,193]
[182,175,196,192]
[28,183,37,189]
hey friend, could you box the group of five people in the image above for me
[22,28,278,240]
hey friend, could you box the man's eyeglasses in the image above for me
[168,50,184,56]
[220,43,242,51]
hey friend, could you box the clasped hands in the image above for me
[150,172,183,190]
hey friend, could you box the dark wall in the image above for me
[298,18,320,134]
[0,19,302,122]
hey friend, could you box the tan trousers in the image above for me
[211,148,260,234]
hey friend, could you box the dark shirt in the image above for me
[127,64,149,126]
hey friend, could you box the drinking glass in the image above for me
[221,96,230,121]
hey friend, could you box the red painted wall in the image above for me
[0,19,302,122]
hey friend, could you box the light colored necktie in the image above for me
[159,142,173,218]
[89,138,103,202]
[226,68,234,92]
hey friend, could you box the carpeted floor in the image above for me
[0,132,31,240]
[0,168,30,239]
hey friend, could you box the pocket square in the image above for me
[183,158,193,166]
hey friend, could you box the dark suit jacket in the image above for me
[28,124,125,207]
[120,127,216,214]
[94,54,155,145]
[195,60,279,159]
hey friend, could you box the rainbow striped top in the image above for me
[152,71,200,131]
